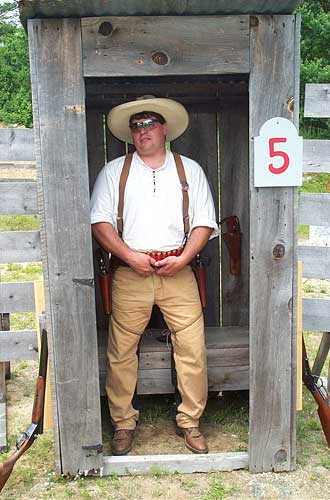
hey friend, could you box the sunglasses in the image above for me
[129,118,162,133]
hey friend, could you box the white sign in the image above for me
[254,117,303,187]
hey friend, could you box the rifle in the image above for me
[302,334,330,446]
[220,215,241,275]
[95,247,112,315]
[0,328,48,492]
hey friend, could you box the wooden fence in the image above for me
[0,83,330,450]
[300,83,330,376]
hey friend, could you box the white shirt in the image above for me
[90,151,218,252]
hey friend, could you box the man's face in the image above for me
[130,115,168,156]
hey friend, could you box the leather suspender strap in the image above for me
[117,153,133,237]
[173,152,190,239]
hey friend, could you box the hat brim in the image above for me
[107,98,189,144]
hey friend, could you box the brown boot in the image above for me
[176,427,208,454]
[111,429,134,456]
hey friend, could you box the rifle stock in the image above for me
[302,334,330,446]
[0,331,47,492]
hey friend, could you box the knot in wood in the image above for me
[98,22,113,37]
[152,51,169,66]
[287,97,294,113]
[273,244,285,260]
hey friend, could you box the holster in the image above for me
[221,215,241,275]
[98,272,112,315]
[95,247,112,315]
[192,255,207,309]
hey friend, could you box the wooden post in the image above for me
[28,18,102,474]
[249,14,300,472]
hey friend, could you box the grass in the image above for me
[0,214,40,232]
[202,475,237,500]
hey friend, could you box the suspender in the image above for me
[117,152,190,240]
[117,153,133,237]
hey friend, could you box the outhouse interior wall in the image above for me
[85,75,250,371]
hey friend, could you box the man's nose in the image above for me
[139,127,147,135]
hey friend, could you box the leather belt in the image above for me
[112,247,185,268]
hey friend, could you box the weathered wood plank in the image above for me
[299,193,330,227]
[0,129,35,161]
[303,298,330,332]
[137,346,249,370]
[86,110,110,348]
[100,451,248,475]
[82,16,250,77]
[249,15,298,473]
[0,182,38,215]
[303,140,330,173]
[28,18,102,474]
[219,98,249,326]
[136,365,249,394]
[172,111,220,326]
[312,332,330,377]
[304,84,330,118]
[0,282,35,313]
[0,231,41,263]
[298,246,330,279]
[0,330,38,362]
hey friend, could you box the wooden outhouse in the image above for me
[20,0,301,475]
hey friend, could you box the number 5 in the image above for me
[268,137,289,174]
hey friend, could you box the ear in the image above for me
[162,123,168,137]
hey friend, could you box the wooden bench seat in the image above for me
[99,326,249,395]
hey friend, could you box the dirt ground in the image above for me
[2,357,330,500]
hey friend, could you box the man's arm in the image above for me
[154,226,212,276]
[92,222,156,276]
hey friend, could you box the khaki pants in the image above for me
[105,265,208,430]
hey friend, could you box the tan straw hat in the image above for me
[107,96,189,144]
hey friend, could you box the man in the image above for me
[90,96,218,456]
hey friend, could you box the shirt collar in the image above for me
[134,150,171,171]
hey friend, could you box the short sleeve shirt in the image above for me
[90,151,218,252]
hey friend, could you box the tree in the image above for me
[297,0,330,137]
[0,1,32,127]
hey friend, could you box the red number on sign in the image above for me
[268,137,289,174]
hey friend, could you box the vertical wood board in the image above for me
[28,18,102,474]
[249,15,298,473]
[86,109,110,345]
[219,100,249,326]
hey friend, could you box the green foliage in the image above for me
[298,1,330,138]
[0,24,32,126]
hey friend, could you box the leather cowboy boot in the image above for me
[111,429,135,456]
[176,427,208,454]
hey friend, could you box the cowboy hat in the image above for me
[107,96,189,144]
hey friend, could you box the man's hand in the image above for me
[127,252,156,277]
[153,256,186,276]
